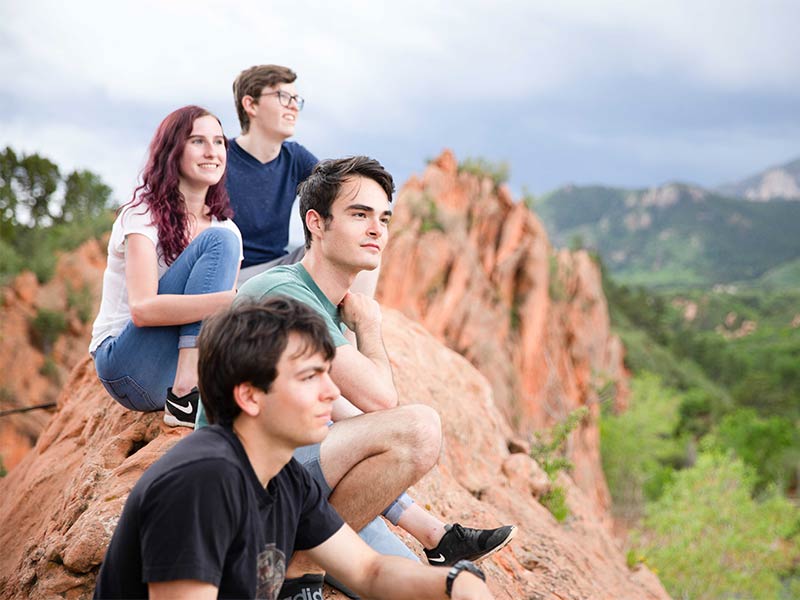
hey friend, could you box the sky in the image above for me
[1,0,799,205]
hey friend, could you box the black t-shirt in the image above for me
[94,425,343,599]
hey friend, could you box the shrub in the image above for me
[29,308,67,353]
[530,407,588,522]
[601,373,685,522]
[635,451,800,600]
[458,157,510,189]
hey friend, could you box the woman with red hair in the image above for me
[90,106,242,427]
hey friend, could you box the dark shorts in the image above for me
[293,442,333,497]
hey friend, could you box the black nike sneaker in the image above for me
[163,387,199,428]
[423,523,517,566]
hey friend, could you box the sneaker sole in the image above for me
[163,412,195,428]
[471,525,518,564]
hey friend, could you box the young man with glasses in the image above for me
[227,64,315,284]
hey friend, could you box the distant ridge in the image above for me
[717,157,800,201]
[536,182,800,288]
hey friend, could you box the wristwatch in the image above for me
[445,559,486,597]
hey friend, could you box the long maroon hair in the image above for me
[125,105,233,266]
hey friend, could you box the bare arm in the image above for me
[309,526,493,600]
[125,233,237,327]
[149,580,217,600]
[332,292,398,412]
[331,395,364,421]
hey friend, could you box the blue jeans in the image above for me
[93,228,239,411]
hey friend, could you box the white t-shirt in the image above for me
[89,204,243,352]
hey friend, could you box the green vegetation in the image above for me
[638,452,799,600]
[39,356,61,383]
[29,308,67,354]
[600,260,800,597]
[457,157,510,189]
[536,184,800,288]
[531,407,588,522]
[0,146,114,284]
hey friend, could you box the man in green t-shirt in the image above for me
[236,156,516,599]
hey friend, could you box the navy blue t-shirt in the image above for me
[93,425,343,599]
[226,139,318,268]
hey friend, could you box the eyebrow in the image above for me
[187,134,225,140]
[295,364,329,376]
[345,203,393,217]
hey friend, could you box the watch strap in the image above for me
[445,559,486,597]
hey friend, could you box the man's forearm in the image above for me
[356,556,490,599]
[353,321,395,384]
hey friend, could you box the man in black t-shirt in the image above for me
[95,297,493,599]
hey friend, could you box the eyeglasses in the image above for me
[260,90,305,111]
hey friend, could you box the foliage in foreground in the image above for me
[635,451,800,600]
[600,373,685,522]
[531,407,588,522]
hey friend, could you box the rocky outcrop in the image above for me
[0,310,667,600]
[718,157,800,201]
[0,238,106,471]
[378,151,629,515]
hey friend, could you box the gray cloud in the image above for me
[1,0,798,202]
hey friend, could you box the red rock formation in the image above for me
[0,238,106,471]
[0,310,667,599]
[378,151,630,516]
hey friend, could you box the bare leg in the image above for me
[395,503,448,549]
[285,404,441,578]
[330,396,449,547]
[171,347,198,396]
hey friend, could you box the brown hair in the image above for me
[232,64,297,133]
[298,156,395,249]
[197,296,335,427]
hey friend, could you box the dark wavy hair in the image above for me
[298,156,394,249]
[125,105,233,266]
[198,296,336,427]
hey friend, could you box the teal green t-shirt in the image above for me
[195,263,349,429]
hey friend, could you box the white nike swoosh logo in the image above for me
[167,399,194,414]
[428,554,446,563]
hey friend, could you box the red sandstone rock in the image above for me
[378,150,629,517]
[0,238,106,472]
[0,310,667,599]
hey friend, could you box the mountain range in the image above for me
[536,157,800,288]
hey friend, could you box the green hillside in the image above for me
[536,184,800,288]
[600,272,800,598]
[751,257,800,289]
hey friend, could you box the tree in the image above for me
[636,451,799,600]
[16,153,60,228]
[0,146,114,284]
[60,170,112,223]
[0,147,20,240]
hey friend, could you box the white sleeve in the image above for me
[114,206,159,255]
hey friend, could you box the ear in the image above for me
[305,209,326,241]
[242,95,258,118]
[233,382,261,418]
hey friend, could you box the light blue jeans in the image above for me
[93,228,240,411]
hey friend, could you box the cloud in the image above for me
[1,0,798,199]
